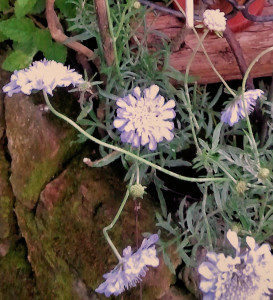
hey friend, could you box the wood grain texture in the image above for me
[138,1,273,84]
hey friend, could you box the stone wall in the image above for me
[0,67,194,300]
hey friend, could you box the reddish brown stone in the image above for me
[5,93,79,209]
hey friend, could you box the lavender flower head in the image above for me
[113,85,176,151]
[3,59,84,97]
[198,230,273,300]
[203,9,226,32]
[96,234,159,297]
[221,89,264,126]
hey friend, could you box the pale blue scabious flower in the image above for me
[113,85,176,151]
[95,234,159,297]
[198,230,273,300]
[221,89,264,126]
[3,59,83,97]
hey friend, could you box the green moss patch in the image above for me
[0,242,37,300]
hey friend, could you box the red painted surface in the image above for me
[173,0,265,32]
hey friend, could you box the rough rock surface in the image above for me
[0,52,17,251]
[5,92,80,209]
[0,83,193,299]
[0,147,15,240]
[15,149,177,299]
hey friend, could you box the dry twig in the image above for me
[45,0,100,69]
[94,0,115,66]
[83,150,119,167]
[94,0,117,137]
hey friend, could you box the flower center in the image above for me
[132,103,159,132]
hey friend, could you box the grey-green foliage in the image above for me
[69,0,196,188]
[65,0,273,270]
[156,83,273,271]
[66,0,99,41]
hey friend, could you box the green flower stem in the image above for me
[257,192,268,231]
[264,205,273,224]
[103,175,135,261]
[240,94,260,167]
[241,46,273,166]
[105,0,121,75]
[247,183,267,189]
[179,90,201,155]
[43,90,227,184]
[184,29,209,155]
[136,164,140,184]
[115,0,132,41]
[202,183,213,250]
[136,147,140,184]
[192,28,236,98]
[208,158,237,184]
[185,29,208,106]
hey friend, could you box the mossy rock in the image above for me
[14,150,177,300]
[0,50,12,139]
[0,242,37,300]
[0,148,15,239]
[5,92,81,209]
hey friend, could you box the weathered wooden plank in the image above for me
[138,1,273,84]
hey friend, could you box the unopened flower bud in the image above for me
[258,168,270,180]
[236,181,247,195]
[130,184,146,199]
[231,224,242,234]
[133,1,141,9]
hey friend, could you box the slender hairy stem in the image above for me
[260,73,273,147]
[257,191,269,232]
[185,30,209,131]
[43,90,228,183]
[173,0,200,132]
[179,89,201,154]
[115,0,132,40]
[208,158,237,184]
[136,164,140,184]
[183,30,209,155]
[185,30,208,97]
[192,28,236,98]
[264,206,273,224]
[103,175,135,261]
[240,93,260,167]
[202,183,213,251]
[240,46,273,167]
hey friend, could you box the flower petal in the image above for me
[160,109,176,120]
[227,230,239,250]
[143,85,159,100]
[246,236,255,250]
[162,99,175,110]
[113,118,128,129]
[148,136,157,151]
[198,264,215,280]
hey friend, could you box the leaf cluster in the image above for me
[63,0,273,270]
[0,0,76,71]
